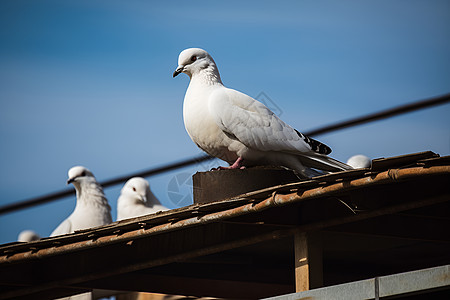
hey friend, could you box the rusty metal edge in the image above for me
[0,165,449,299]
[2,193,449,300]
[0,165,448,264]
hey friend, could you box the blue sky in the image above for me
[0,0,449,244]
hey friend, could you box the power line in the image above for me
[0,155,214,215]
[304,93,450,136]
[0,93,448,215]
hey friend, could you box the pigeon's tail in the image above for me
[292,131,352,172]
[298,153,354,173]
[295,130,331,155]
[299,167,326,178]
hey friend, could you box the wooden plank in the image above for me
[294,232,323,292]
[84,273,293,299]
[326,212,450,242]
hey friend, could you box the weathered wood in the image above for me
[294,232,323,292]
[116,292,177,300]
[193,166,299,204]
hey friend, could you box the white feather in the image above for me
[347,154,371,169]
[174,48,353,177]
[50,166,112,237]
[17,230,40,242]
[117,177,169,221]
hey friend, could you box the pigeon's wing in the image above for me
[209,88,352,172]
[50,218,72,237]
[209,88,318,154]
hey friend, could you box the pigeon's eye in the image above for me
[190,55,197,62]
[132,187,136,192]
[81,171,86,176]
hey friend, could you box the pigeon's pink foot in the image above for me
[213,157,245,170]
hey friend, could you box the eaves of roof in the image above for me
[0,151,448,263]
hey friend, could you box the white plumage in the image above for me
[50,166,112,237]
[117,177,169,221]
[18,230,40,242]
[173,48,352,178]
[347,154,371,169]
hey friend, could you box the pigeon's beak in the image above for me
[141,195,147,204]
[67,178,75,185]
[173,66,183,78]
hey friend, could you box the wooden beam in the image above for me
[294,232,323,292]
[83,273,293,299]
[326,212,450,242]
[0,223,291,299]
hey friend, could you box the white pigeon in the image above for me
[18,230,40,242]
[117,177,169,221]
[50,166,112,237]
[347,154,371,169]
[173,48,353,178]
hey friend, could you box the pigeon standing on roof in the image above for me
[50,166,112,237]
[17,230,40,242]
[173,48,353,178]
[347,154,371,169]
[117,177,169,221]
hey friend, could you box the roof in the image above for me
[0,151,449,299]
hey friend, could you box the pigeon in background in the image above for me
[50,166,112,237]
[173,48,352,178]
[17,230,40,242]
[117,177,169,221]
[347,154,371,169]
